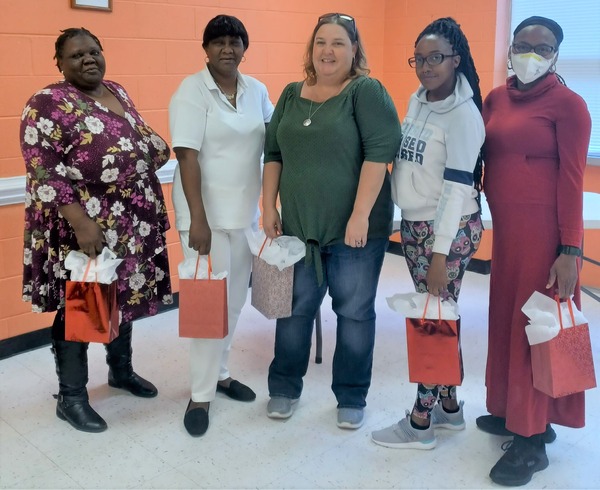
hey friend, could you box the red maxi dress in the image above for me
[482,74,591,437]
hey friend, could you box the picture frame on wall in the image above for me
[70,0,112,11]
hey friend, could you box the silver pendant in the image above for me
[303,118,312,127]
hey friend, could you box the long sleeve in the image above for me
[555,91,591,247]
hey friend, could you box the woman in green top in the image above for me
[262,12,401,429]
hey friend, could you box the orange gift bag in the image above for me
[179,256,228,339]
[406,294,463,386]
[530,297,596,398]
[65,260,120,343]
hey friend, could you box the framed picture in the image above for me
[70,0,112,11]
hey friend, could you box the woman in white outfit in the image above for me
[169,14,274,437]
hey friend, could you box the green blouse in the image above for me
[264,76,401,276]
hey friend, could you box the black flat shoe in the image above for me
[216,380,256,402]
[183,400,209,437]
[476,415,556,444]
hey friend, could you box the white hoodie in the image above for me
[391,72,484,255]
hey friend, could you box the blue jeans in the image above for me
[268,238,388,408]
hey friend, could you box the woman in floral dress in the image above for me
[19,28,172,433]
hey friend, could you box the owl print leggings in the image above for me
[400,212,482,421]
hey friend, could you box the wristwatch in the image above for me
[557,245,582,257]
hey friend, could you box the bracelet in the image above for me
[557,245,582,257]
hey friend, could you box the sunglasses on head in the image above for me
[318,13,356,34]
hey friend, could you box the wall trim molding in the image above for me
[155,159,177,185]
[0,159,177,206]
[2,156,598,207]
[0,176,26,206]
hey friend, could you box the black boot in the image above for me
[52,340,107,433]
[106,322,157,398]
[489,434,549,486]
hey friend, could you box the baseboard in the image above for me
[0,327,52,360]
[0,294,179,360]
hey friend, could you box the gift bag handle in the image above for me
[554,295,576,330]
[421,293,442,321]
[193,255,212,281]
[82,259,98,283]
[258,236,273,259]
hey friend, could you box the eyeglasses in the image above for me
[318,13,356,34]
[511,43,556,57]
[408,53,459,68]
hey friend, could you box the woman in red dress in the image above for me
[481,16,591,486]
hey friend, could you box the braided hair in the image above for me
[416,17,484,194]
[54,28,103,70]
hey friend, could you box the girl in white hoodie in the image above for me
[372,17,484,449]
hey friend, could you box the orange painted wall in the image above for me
[382,0,510,119]
[1,0,596,341]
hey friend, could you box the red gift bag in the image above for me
[251,237,293,320]
[179,256,228,339]
[406,294,463,386]
[65,260,120,343]
[531,297,596,398]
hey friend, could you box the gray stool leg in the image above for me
[314,308,322,364]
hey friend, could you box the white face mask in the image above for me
[511,52,555,84]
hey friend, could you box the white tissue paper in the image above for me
[522,291,588,345]
[64,248,123,284]
[178,256,228,280]
[386,292,459,320]
[245,229,305,271]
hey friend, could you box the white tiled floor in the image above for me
[1,253,600,489]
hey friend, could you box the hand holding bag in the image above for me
[251,237,294,320]
[405,294,463,386]
[65,259,120,343]
[530,296,596,398]
[179,256,228,339]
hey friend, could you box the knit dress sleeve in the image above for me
[555,89,591,247]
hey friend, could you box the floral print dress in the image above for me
[20,80,172,322]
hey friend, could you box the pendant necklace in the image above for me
[215,80,237,101]
[303,100,327,127]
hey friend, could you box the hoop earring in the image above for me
[205,56,209,63]
[507,58,513,70]
[549,63,557,73]
[241,56,246,63]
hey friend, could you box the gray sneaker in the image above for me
[431,400,465,430]
[371,411,437,449]
[267,397,298,419]
[337,408,364,429]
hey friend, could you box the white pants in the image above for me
[179,229,252,402]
